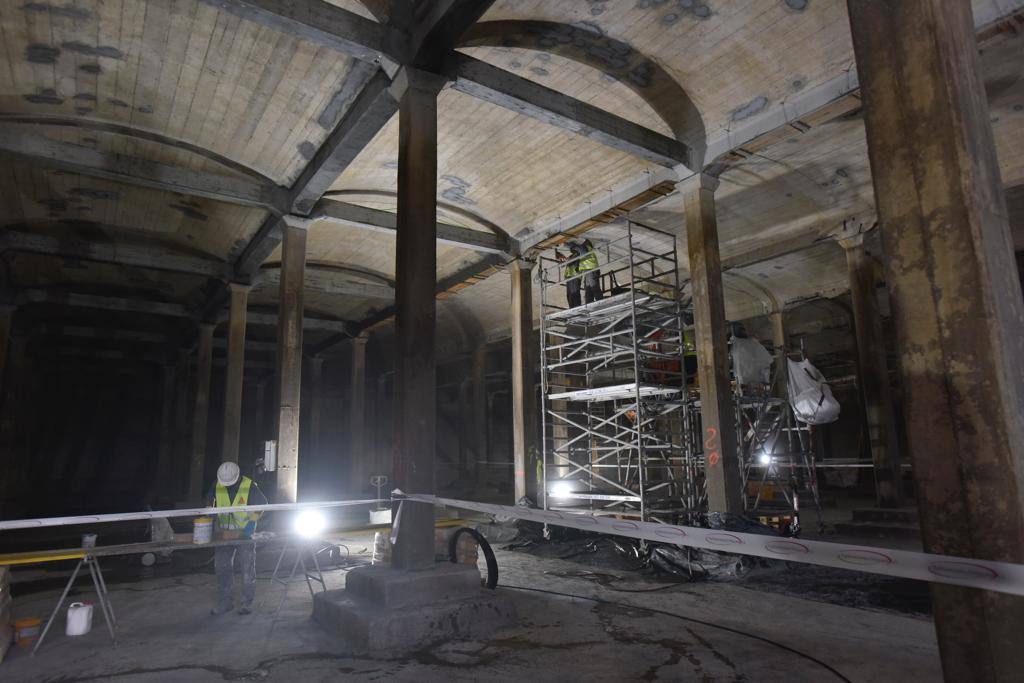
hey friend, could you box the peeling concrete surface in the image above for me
[2,536,941,682]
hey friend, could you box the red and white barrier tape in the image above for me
[0,499,382,531]
[399,493,1024,597]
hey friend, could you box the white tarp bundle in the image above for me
[787,358,841,424]
[731,336,774,387]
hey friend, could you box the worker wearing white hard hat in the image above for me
[208,461,267,615]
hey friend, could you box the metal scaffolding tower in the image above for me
[539,223,696,524]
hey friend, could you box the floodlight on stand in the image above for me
[758,452,772,465]
[293,509,326,539]
[549,480,574,499]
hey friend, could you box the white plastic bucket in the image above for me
[66,602,93,636]
[193,517,213,544]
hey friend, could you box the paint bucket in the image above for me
[13,617,41,647]
[193,517,213,544]
[65,602,93,637]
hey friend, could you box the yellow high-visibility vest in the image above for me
[215,477,259,530]
[578,243,599,272]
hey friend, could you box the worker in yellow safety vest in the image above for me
[208,461,266,615]
[574,239,602,304]
[556,239,601,308]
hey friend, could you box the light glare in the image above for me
[294,509,326,538]
[550,481,574,499]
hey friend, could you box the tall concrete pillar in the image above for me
[848,1,1024,678]
[391,68,445,571]
[221,283,250,464]
[375,373,390,483]
[174,349,192,498]
[307,356,324,493]
[679,173,742,514]
[838,233,904,508]
[349,333,368,495]
[0,336,28,515]
[509,258,538,503]
[155,363,176,498]
[275,216,310,504]
[188,324,215,503]
[471,344,487,484]
[769,309,787,399]
[0,305,14,399]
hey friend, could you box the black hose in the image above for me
[447,527,498,589]
[503,584,853,683]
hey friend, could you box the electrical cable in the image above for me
[502,584,853,683]
[447,527,498,589]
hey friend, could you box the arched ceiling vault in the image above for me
[459,20,707,152]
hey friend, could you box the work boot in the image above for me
[210,603,233,616]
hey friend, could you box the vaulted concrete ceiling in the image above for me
[0,0,1021,354]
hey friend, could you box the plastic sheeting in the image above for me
[787,358,840,424]
[731,336,773,387]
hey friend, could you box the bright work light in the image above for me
[293,509,326,538]
[550,481,574,499]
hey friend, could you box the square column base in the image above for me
[313,563,515,652]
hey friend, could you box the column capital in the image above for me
[506,256,536,273]
[390,66,448,99]
[227,281,252,294]
[353,331,370,346]
[198,321,217,336]
[282,214,314,231]
[677,172,720,195]
[836,233,865,251]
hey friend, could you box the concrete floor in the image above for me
[2,530,942,682]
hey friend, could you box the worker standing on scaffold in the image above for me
[556,239,602,309]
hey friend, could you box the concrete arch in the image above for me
[322,188,512,241]
[0,114,279,187]
[458,20,706,153]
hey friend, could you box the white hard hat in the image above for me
[217,461,240,487]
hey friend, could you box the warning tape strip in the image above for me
[0,499,382,531]
[400,493,1024,597]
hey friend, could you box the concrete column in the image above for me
[392,68,445,571]
[848,1,1024,678]
[275,216,310,504]
[221,283,250,464]
[307,356,324,480]
[349,333,368,495]
[838,234,904,508]
[509,258,538,503]
[374,374,389,482]
[769,310,787,399]
[0,305,14,398]
[679,173,742,514]
[172,348,191,497]
[155,363,176,498]
[188,324,215,503]
[471,344,487,484]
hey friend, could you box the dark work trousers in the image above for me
[215,542,256,610]
[566,277,582,309]
[583,269,602,304]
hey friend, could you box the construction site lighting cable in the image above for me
[501,584,853,683]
